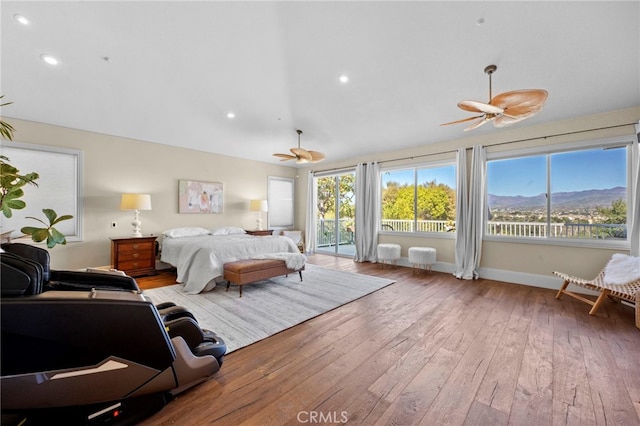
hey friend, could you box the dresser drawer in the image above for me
[116,250,153,262]
[117,258,154,272]
[110,236,157,277]
[116,241,155,254]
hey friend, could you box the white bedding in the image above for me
[160,234,299,294]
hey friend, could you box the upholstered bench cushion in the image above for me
[223,258,304,297]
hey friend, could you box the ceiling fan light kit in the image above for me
[273,129,325,164]
[441,64,548,131]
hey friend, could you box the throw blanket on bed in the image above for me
[160,234,300,294]
[604,253,640,285]
[251,252,307,270]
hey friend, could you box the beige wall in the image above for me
[3,106,639,285]
[3,118,298,270]
[296,107,639,285]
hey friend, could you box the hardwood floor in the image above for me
[137,255,640,425]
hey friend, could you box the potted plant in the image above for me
[0,96,72,248]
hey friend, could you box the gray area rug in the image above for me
[143,263,395,353]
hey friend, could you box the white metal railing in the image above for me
[316,218,626,245]
[486,221,626,239]
[380,219,453,233]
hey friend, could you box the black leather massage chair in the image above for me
[0,243,226,425]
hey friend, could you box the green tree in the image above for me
[382,180,456,222]
[597,199,626,224]
[417,181,455,220]
[316,174,355,219]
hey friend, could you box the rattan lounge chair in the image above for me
[554,264,640,329]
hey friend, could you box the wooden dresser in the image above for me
[110,235,157,277]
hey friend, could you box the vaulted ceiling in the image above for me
[2,1,638,166]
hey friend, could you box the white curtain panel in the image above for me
[354,162,380,262]
[304,170,317,254]
[466,145,486,279]
[453,147,468,278]
[455,145,486,279]
[630,125,640,256]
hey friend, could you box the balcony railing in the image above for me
[486,221,626,239]
[315,218,627,246]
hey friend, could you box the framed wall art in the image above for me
[178,180,223,214]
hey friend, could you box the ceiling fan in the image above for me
[273,129,325,164]
[441,65,548,131]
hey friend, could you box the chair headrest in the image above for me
[0,252,45,295]
[1,243,50,282]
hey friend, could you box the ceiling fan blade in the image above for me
[273,153,296,161]
[308,151,325,163]
[440,115,485,126]
[291,148,313,161]
[464,116,493,131]
[493,114,529,128]
[491,89,548,112]
[458,100,503,114]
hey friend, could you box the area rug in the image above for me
[143,264,395,353]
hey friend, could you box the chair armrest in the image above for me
[164,317,205,350]
[48,270,140,292]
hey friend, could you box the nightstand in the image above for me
[244,229,273,236]
[110,235,157,277]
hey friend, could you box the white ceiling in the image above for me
[2,1,639,167]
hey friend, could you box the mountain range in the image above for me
[488,186,626,211]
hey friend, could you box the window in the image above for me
[0,141,83,242]
[486,139,630,245]
[380,163,456,233]
[267,176,294,228]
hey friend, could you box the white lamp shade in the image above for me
[120,193,152,211]
[249,199,268,212]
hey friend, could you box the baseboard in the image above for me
[396,257,598,296]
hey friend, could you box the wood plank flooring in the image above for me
[137,254,640,425]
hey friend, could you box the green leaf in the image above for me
[50,227,67,244]
[42,208,57,223]
[52,214,73,225]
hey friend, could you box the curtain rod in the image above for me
[311,122,637,174]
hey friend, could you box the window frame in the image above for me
[379,159,457,237]
[484,135,634,249]
[0,140,84,242]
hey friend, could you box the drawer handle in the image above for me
[132,253,139,258]
[132,244,140,249]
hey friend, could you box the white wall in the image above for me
[2,118,298,270]
[295,107,640,288]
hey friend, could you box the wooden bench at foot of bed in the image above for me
[223,258,304,297]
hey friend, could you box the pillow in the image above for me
[211,226,246,236]
[162,227,211,238]
[281,230,302,244]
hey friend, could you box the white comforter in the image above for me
[160,234,300,294]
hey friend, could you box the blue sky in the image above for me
[381,147,627,197]
[382,165,456,189]
[487,147,627,196]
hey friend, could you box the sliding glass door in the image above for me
[315,172,355,256]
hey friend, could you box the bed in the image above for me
[160,226,300,294]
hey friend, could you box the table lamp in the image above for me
[120,193,152,237]
[249,199,268,230]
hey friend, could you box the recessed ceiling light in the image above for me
[40,54,59,66]
[14,14,30,25]
[339,74,349,84]
[226,112,236,119]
